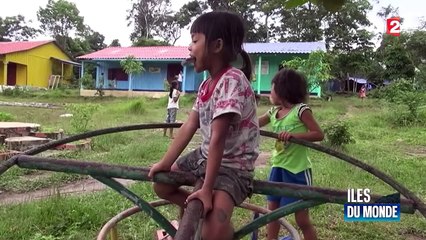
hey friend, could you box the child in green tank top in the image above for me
[259,68,324,240]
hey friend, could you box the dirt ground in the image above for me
[0,178,135,205]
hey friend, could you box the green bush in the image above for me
[0,112,15,121]
[381,79,416,102]
[1,86,33,97]
[179,93,197,107]
[65,103,100,133]
[371,79,426,126]
[324,121,355,147]
[80,73,95,90]
[387,104,426,127]
[38,88,73,99]
[127,98,146,114]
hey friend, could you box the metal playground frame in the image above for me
[0,123,425,240]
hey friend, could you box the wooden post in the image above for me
[3,61,8,85]
[61,62,64,82]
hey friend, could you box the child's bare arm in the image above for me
[291,110,324,142]
[202,113,234,192]
[155,110,199,168]
[258,112,270,128]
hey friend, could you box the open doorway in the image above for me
[166,63,182,83]
[7,62,17,86]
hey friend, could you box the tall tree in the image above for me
[278,3,326,42]
[127,0,179,44]
[257,0,282,42]
[65,36,90,58]
[176,0,280,42]
[109,39,121,47]
[80,27,107,52]
[420,18,426,30]
[378,34,416,80]
[209,0,266,42]
[174,0,205,27]
[376,4,400,37]
[132,38,169,47]
[276,0,375,52]
[0,15,39,41]
[405,30,426,67]
[156,15,182,45]
[323,0,374,52]
[37,0,85,48]
[376,4,400,23]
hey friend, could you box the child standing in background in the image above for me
[149,11,259,240]
[259,68,324,240]
[163,81,180,139]
[359,85,366,100]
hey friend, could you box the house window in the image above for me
[108,68,128,81]
[149,67,161,73]
[254,61,269,75]
[261,61,269,75]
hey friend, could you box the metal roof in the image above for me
[50,57,81,66]
[0,40,54,55]
[77,46,189,60]
[77,42,326,60]
[243,42,326,54]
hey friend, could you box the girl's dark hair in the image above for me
[190,11,252,80]
[272,68,308,104]
[169,81,178,98]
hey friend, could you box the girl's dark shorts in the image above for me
[175,148,253,205]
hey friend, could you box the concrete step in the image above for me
[5,136,50,151]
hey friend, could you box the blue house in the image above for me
[77,46,203,96]
[77,42,326,97]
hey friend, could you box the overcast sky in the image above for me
[0,0,424,47]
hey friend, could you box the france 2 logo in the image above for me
[386,17,401,36]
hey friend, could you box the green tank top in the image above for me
[269,103,311,174]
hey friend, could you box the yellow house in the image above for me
[0,40,80,88]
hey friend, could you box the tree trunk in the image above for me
[265,13,270,42]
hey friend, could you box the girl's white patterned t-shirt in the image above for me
[192,67,259,171]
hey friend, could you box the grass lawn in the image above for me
[0,91,425,240]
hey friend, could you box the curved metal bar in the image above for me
[260,130,426,217]
[92,176,177,237]
[1,123,425,217]
[96,199,301,240]
[97,200,170,240]
[239,202,301,240]
[233,200,324,240]
[1,123,183,175]
[13,155,417,214]
[97,201,301,240]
